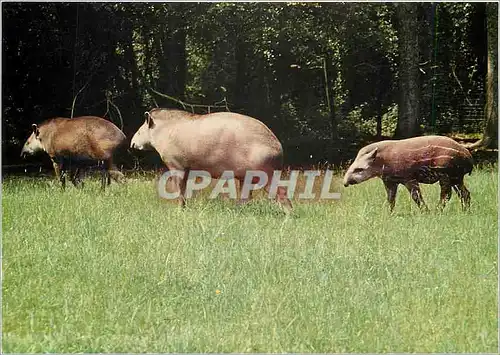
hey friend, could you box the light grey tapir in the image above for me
[130,108,292,210]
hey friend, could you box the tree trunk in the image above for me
[323,56,337,163]
[233,36,247,109]
[155,22,169,92]
[376,97,383,139]
[467,2,497,150]
[167,26,187,100]
[394,2,421,139]
[124,27,143,135]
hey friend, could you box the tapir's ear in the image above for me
[145,112,155,129]
[366,147,378,160]
[32,124,40,136]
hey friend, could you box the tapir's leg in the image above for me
[459,184,471,210]
[100,161,109,191]
[439,177,452,209]
[59,169,67,189]
[162,165,187,207]
[237,178,253,205]
[69,167,77,186]
[263,169,293,213]
[70,167,84,188]
[77,168,85,188]
[109,169,125,184]
[403,180,428,211]
[275,185,292,212]
[54,158,67,189]
[383,180,398,212]
[452,177,471,211]
[51,158,61,181]
[178,168,190,207]
[105,159,125,184]
[92,147,112,190]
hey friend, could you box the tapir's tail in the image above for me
[466,157,474,176]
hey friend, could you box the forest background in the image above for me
[2,2,498,171]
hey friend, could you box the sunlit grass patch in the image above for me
[2,166,497,352]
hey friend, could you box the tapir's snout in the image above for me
[343,174,350,187]
[130,139,150,151]
[344,180,355,187]
[343,176,357,187]
[130,141,141,150]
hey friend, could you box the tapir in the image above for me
[343,135,473,211]
[21,116,126,189]
[130,108,292,210]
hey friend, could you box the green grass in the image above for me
[2,166,498,352]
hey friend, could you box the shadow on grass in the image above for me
[180,197,298,218]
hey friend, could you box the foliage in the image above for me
[2,3,493,167]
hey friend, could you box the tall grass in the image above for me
[2,166,498,352]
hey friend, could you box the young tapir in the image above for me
[343,135,473,211]
[21,116,126,190]
[130,108,292,211]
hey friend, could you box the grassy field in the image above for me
[2,165,498,353]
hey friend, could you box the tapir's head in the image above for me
[21,124,44,158]
[343,146,379,187]
[130,112,156,151]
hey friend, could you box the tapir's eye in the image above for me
[353,168,364,173]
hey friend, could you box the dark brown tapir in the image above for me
[343,135,473,211]
[21,116,126,190]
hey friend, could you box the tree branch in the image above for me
[70,68,98,118]
[106,91,124,131]
[148,86,230,113]
[70,78,91,118]
[451,64,473,106]
[463,138,490,151]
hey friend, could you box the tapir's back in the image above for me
[149,109,284,177]
[41,116,126,160]
[378,135,473,180]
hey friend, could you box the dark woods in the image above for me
[2,2,497,171]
